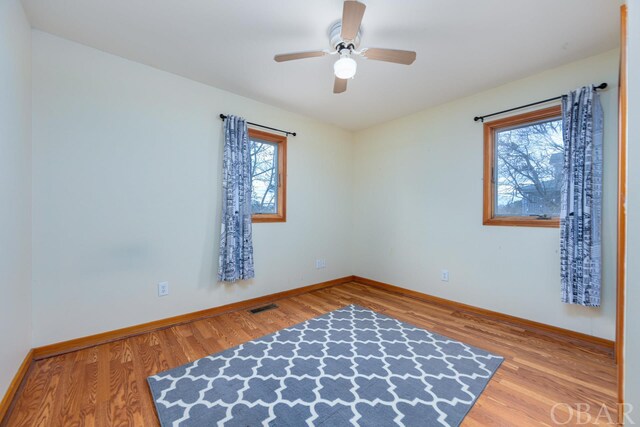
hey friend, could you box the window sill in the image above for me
[483,216,560,228]
[252,214,286,223]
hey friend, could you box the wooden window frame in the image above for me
[483,105,562,228]
[249,128,287,223]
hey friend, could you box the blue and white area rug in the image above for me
[148,305,503,426]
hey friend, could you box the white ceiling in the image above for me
[21,0,619,130]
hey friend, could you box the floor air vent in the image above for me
[249,303,278,314]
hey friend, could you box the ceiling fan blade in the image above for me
[341,1,366,41]
[333,77,348,94]
[362,48,416,65]
[274,51,326,62]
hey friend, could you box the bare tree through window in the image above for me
[250,139,278,214]
[495,118,563,217]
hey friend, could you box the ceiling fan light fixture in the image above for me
[334,56,357,79]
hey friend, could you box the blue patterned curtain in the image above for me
[560,87,603,306]
[218,115,255,282]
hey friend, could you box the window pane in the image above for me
[250,138,278,214]
[495,118,563,217]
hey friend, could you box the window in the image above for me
[249,128,287,222]
[483,105,563,227]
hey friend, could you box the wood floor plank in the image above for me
[3,282,617,426]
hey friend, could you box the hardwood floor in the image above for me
[3,282,617,426]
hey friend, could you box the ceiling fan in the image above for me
[274,0,417,94]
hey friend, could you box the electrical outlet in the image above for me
[158,281,169,297]
[440,270,449,282]
[315,259,326,269]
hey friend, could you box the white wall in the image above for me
[31,31,354,346]
[30,29,622,349]
[0,0,32,397]
[624,0,639,423]
[352,50,619,339]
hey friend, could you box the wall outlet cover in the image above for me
[158,281,169,297]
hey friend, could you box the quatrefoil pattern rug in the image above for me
[148,305,503,426]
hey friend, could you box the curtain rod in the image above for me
[219,114,297,137]
[473,82,608,123]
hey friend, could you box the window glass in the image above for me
[495,118,563,218]
[250,138,278,214]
